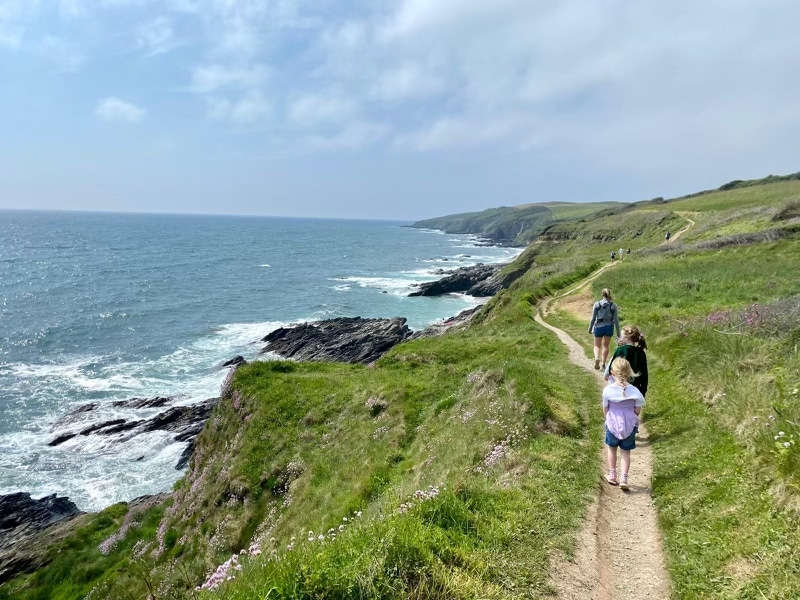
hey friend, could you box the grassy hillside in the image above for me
[410,202,623,246]
[3,176,800,599]
[546,182,800,599]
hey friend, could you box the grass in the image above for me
[5,176,800,599]
[3,262,603,599]
[548,226,800,598]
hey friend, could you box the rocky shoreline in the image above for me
[0,258,512,582]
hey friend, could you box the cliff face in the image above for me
[410,204,554,246]
[410,201,625,246]
[10,176,800,599]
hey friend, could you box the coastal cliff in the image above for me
[4,173,800,599]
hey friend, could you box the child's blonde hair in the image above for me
[611,357,638,384]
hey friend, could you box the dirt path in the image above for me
[663,213,696,245]
[537,285,670,599]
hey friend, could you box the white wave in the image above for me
[331,284,351,292]
[336,276,421,296]
[260,264,270,267]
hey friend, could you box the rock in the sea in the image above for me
[0,493,81,536]
[408,263,502,297]
[410,306,482,339]
[139,398,218,436]
[221,355,246,368]
[262,317,412,364]
[112,396,171,409]
[0,492,83,583]
[47,397,219,470]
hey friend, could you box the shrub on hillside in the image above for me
[705,296,800,341]
[772,199,800,222]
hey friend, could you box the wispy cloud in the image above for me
[206,91,271,126]
[135,16,178,56]
[190,64,267,93]
[96,97,146,122]
[288,93,358,127]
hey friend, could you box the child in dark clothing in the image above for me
[605,325,648,397]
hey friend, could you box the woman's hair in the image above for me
[601,288,612,301]
[611,357,638,384]
[620,325,647,350]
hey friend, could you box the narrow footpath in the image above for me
[536,276,671,599]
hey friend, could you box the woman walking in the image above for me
[588,288,620,370]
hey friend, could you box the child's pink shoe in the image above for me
[605,470,618,485]
[619,474,629,491]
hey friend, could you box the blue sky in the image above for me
[1,1,799,220]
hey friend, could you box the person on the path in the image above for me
[603,357,645,490]
[665,230,671,242]
[605,325,648,397]
[618,247,624,260]
[588,288,620,371]
[610,251,616,261]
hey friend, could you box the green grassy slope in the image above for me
[3,176,800,599]
[546,182,800,599]
[411,202,626,246]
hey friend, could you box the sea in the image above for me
[0,211,521,511]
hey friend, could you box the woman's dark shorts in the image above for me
[605,425,638,451]
[593,324,614,338]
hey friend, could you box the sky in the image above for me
[1,1,799,221]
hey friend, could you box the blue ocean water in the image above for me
[0,211,520,510]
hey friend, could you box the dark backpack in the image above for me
[595,300,613,323]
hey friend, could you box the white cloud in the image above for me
[372,62,445,102]
[135,16,178,56]
[96,97,146,122]
[39,35,85,71]
[303,121,390,151]
[0,0,41,48]
[288,93,357,126]
[190,63,267,93]
[207,91,271,126]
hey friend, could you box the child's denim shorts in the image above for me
[593,324,614,338]
[605,425,638,451]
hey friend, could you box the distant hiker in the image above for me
[605,325,648,397]
[627,248,631,256]
[610,251,616,261]
[665,230,671,241]
[588,288,620,371]
[618,247,624,260]
[603,357,645,490]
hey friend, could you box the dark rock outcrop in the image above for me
[262,317,412,364]
[46,397,220,469]
[408,264,502,297]
[0,492,83,583]
[410,306,483,339]
[138,399,218,436]
[221,355,246,368]
[0,493,82,536]
[112,396,171,409]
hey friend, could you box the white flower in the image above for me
[779,431,786,436]
[784,442,792,448]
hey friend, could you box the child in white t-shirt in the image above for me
[603,357,645,490]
